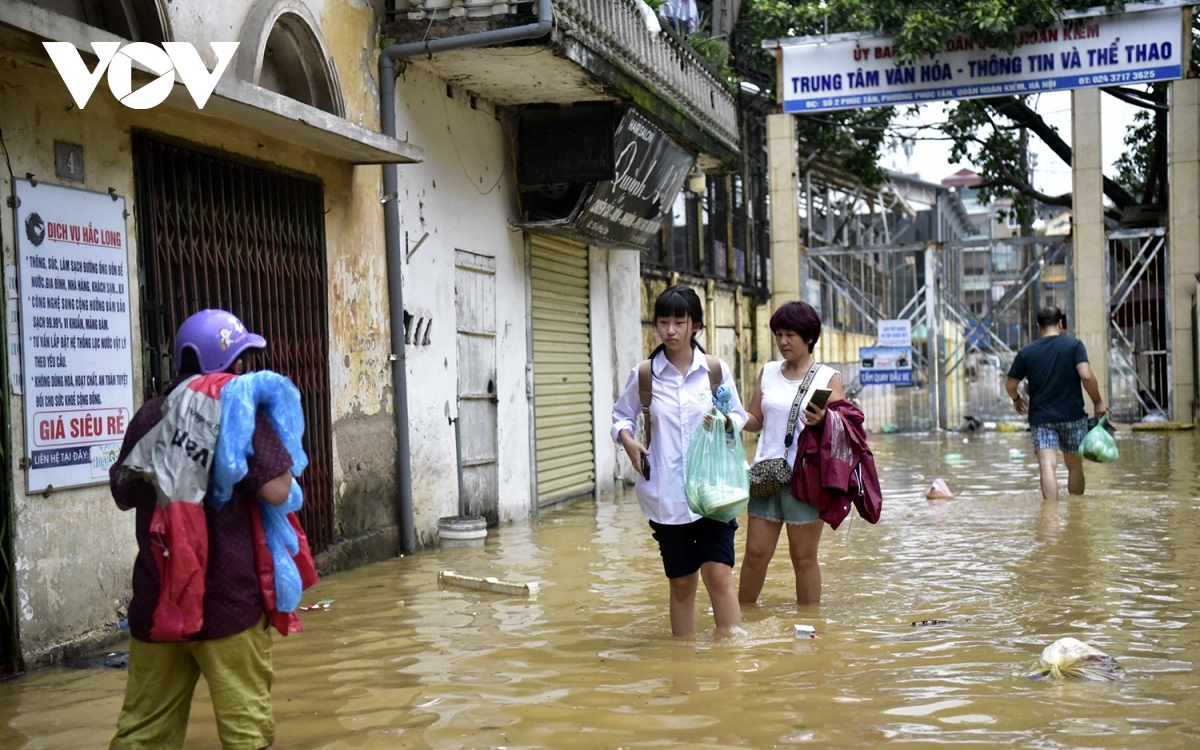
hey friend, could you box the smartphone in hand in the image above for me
[808,387,833,409]
[641,454,651,480]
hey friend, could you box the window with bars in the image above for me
[131,134,334,552]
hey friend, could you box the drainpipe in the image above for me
[377,0,552,554]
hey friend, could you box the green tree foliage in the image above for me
[736,0,1196,222]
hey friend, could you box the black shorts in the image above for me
[648,517,738,579]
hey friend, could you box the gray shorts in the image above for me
[747,487,821,525]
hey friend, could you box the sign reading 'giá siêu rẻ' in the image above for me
[765,2,1187,114]
[14,180,135,493]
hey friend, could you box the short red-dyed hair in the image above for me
[770,301,821,352]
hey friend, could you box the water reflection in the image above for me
[0,431,1197,748]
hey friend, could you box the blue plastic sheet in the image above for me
[210,371,309,612]
[211,372,308,507]
[261,478,305,612]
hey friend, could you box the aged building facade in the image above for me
[0,0,741,670]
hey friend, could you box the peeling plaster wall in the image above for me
[164,0,378,131]
[389,63,532,540]
[589,249,615,494]
[589,247,642,494]
[597,249,642,487]
[0,21,389,662]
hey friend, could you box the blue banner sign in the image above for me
[860,346,914,386]
[768,3,1185,113]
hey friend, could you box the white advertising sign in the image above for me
[773,4,1186,113]
[15,180,134,492]
[877,319,913,348]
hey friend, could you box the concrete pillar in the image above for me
[1169,78,1200,424]
[1070,88,1108,401]
[767,113,800,310]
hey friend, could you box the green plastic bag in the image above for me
[1080,414,1119,463]
[684,412,750,523]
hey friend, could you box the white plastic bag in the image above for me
[1030,637,1125,681]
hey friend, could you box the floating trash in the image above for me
[941,453,964,464]
[67,651,128,670]
[794,624,816,639]
[299,599,335,611]
[439,570,540,598]
[925,478,953,500]
[911,619,950,627]
[1029,637,1125,681]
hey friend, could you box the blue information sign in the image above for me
[860,346,914,386]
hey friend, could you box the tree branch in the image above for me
[1102,86,1169,111]
[980,95,1137,210]
[977,179,1072,208]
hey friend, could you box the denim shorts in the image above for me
[648,516,738,579]
[1031,417,1089,454]
[747,487,821,525]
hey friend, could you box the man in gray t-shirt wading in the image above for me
[1006,307,1108,501]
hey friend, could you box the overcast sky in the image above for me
[881,92,1141,197]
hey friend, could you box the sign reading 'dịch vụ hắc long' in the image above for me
[15,179,134,493]
[769,2,1187,114]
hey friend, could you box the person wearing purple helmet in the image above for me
[174,308,268,375]
[109,309,295,750]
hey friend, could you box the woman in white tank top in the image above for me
[738,301,844,606]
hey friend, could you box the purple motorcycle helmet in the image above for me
[174,309,266,374]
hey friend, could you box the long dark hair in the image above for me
[649,285,705,360]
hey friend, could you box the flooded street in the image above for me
[2,430,1198,749]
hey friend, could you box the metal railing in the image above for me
[555,0,739,152]
[388,0,739,153]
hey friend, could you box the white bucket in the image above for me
[437,515,487,547]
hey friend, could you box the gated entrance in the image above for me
[1107,228,1170,422]
[945,235,1072,424]
[808,233,1071,431]
[132,134,334,551]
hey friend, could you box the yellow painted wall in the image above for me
[0,37,388,663]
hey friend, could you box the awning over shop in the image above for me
[172,77,423,165]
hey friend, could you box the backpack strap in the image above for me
[638,353,724,448]
[704,354,722,396]
[638,358,653,448]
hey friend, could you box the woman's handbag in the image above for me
[748,363,821,498]
[748,457,792,498]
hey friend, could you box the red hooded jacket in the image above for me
[790,400,883,529]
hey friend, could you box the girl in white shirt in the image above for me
[612,285,748,636]
[738,301,844,606]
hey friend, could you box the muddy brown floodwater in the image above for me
[1,430,1198,748]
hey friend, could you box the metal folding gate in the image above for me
[944,236,1071,423]
[530,235,595,505]
[807,234,1069,430]
[1107,227,1170,422]
[132,134,334,552]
